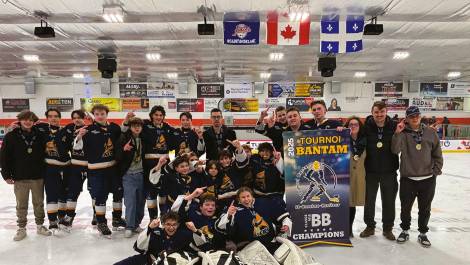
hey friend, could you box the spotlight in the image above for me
[260,72,271,79]
[318,57,336,77]
[364,17,383,35]
[269,52,284,61]
[146,53,161,61]
[73,73,84,79]
[34,19,55,38]
[167,73,178,79]
[393,51,410,60]
[23,55,39,62]
[102,4,124,23]
[448,71,461,78]
[354,72,367,78]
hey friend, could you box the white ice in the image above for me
[0,153,469,265]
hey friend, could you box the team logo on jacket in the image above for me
[220,174,235,192]
[232,24,251,39]
[155,135,167,150]
[252,214,270,237]
[45,141,59,157]
[102,138,114,158]
[296,160,339,204]
[200,225,214,240]
[255,171,266,191]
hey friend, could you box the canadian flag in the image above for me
[266,11,310,45]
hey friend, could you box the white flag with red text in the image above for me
[266,11,310,45]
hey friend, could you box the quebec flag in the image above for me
[320,15,364,54]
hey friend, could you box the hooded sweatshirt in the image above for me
[391,123,443,178]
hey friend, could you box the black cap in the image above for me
[406,106,421,117]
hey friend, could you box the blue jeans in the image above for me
[123,171,145,230]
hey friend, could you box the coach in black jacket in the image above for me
[360,101,399,241]
[202,108,237,161]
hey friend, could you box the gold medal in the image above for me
[416,144,422,150]
[353,155,359,161]
[27,148,33,154]
[376,141,383,148]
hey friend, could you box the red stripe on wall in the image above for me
[299,18,311,45]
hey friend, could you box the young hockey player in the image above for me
[175,112,205,157]
[255,106,288,152]
[304,100,342,129]
[217,187,292,253]
[113,212,192,265]
[74,104,124,236]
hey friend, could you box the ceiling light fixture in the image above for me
[73,73,84,79]
[167,73,178,79]
[393,51,409,60]
[23,55,39,62]
[260,72,271,79]
[448,71,461,78]
[102,4,124,23]
[146,53,161,61]
[269,52,284,61]
[354,71,366,78]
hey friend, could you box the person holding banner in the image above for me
[265,107,312,145]
[255,106,287,152]
[360,101,399,241]
[391,106,443,248]
[203,108,237,161]
[305,100,342,130]
[344,116,366,237]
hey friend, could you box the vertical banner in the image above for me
[46,98,74,112]
[374,82,403,97]
[223,11,260,45]
[283,129,351,247]
[224,83,253,98]
[2,98,30,112]
[197,84,225,98]
[119,83,148,98]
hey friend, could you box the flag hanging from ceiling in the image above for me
[320,15,364,53]
[266,11,310,45]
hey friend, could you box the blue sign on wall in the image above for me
[223,12,260,45]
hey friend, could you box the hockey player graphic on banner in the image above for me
[283,129,352,247]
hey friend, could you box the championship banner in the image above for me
[46,98,74,112]
[224,83,253,98]
[268,82,295,97]
[448,82,470,97]
[420,82,448,97]
[121,98,150,111]
[381,98,409,111]
[80,98,122,112]
[119,83,148,98]
[176,99,205,112]
[220,98,259,112]
[197,84,225,98]
[2,98,30,112]
[286,97,314,112]
[283,129,352,247]
[374,82,403,97]
[223,11,260,45]
[295,83,324,97]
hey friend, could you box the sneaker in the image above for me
[112,218,126,231]
[49,221,59,230]
[133,227,144,233]
[418,234,431,248]
[396,231,409,244]
[59,216,73,233]
[359,227,375,238]
[37,225,52,236]
[124,229,133,238]
[13,228,27,241]
[97,223,112,237]
[383,230,396,241]
[91,214,97,226]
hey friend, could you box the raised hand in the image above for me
[76,127,88,139]
[227,201,237,217]
[158,155,168,165]
[395,119,406,134]
[226,139,242,151]
[193,127,204,139]
[125,111,135,122]
[186,221,197,232]
[149,218,160,229]
[123,139,133,151]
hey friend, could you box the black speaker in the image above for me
[318,57,336,77]
[198,23,215,35]
[98,57,117,79]
[364,24,383,35]
[34,26,55,38]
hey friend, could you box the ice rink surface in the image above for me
[0,153,469,265]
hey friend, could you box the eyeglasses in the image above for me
[163,222,178,227]
[348,123,359,128]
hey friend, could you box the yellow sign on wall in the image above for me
[80,98,122,112]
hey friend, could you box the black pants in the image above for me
[364,172,398,230]
[399,176,436,233]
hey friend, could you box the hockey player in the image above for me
[113,212,192,265]
[217,187,292,253]
[255,106,287,152]
[123,106,181,220]
[62,110,89,229]
[74,104,124,236]
[241,142,284,198]
[36,108,71,230]
[203,108,237,161]
[304,100,342,129]
[175,112,205,157]
[171,187,228,251]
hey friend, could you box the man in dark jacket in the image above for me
[360,101,399,240]
[116,117,146,238]
[304,100,342,129]
[254,106,287,152]
[0,110,52,241]
[203,108,237,161]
